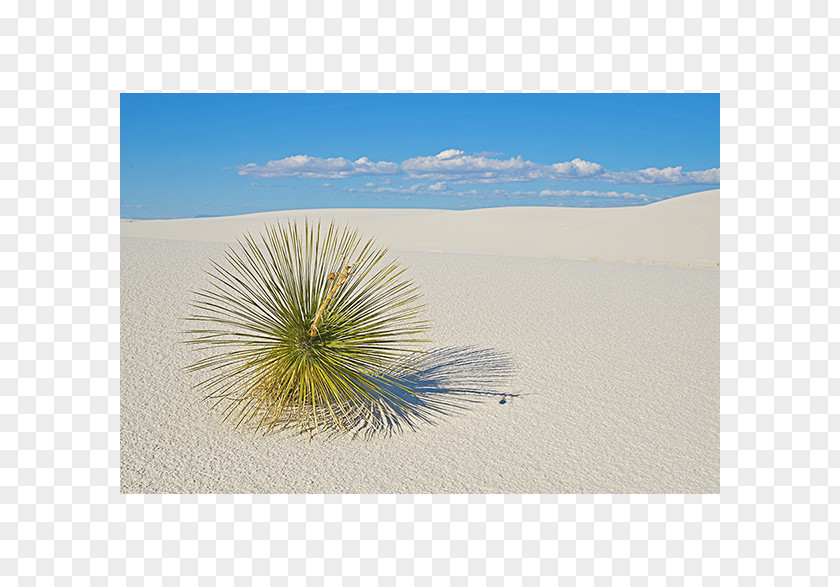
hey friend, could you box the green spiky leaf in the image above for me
[184,219,431,435]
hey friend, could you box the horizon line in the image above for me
[120,188,720,221]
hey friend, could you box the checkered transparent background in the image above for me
[2,0,837,584]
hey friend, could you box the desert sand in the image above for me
[121,189,719,493]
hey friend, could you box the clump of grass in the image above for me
[184,219,430,435]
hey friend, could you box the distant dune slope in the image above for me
[121,189,719,268]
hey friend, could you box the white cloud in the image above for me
[436,149,463,159]
[401,150,608,183]
[236,155,401,179]
[401,149,543,182]
[233,150,719,186]
[547,158,605,178]
[602,166,720,185]
[538,189,649,199]
[346,184,484,198]
[346,185,658,205]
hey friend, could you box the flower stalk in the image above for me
[309,264,352,337]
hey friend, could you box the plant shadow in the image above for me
[326,345,520,440]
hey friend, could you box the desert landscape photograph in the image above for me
[120,93,719,494]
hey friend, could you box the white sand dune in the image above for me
[121,190,719,493]
[122,189,720,268]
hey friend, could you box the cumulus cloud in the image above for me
[538,189,649,200]
[401,149,543,182]
[232,150,719,186]
[346,184,483,198]
[400,150,607,183]
[345,184,662,206]
[602,166,720,185]
[236,155,401,179]
[546,158,605,178]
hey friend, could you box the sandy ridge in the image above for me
[122,189,720,268]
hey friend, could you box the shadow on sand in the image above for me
[231,346,519,440]
[326,345,519,439]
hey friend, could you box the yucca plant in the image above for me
[184,219,430,435]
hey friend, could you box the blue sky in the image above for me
[121,93,719,219]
